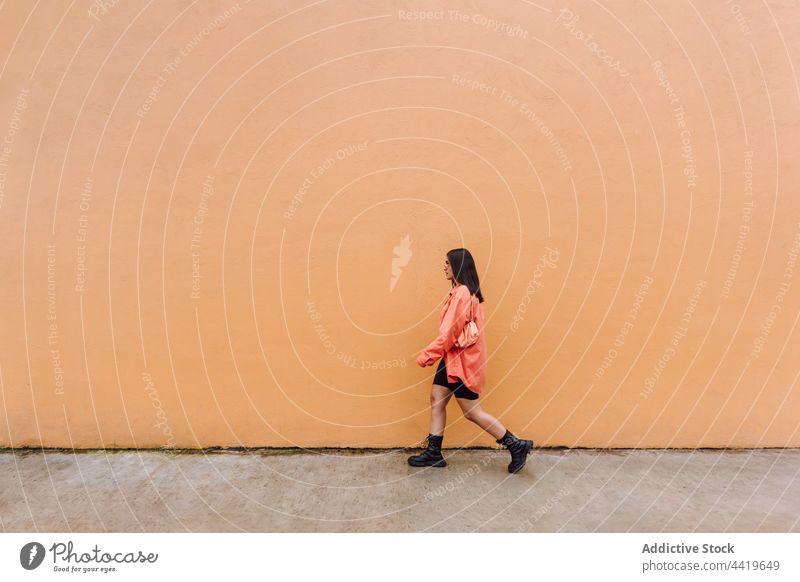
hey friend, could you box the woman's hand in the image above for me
[416,353,434,367]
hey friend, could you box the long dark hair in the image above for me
[447,248,484,303]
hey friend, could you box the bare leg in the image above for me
[429,384,453,435]
[455,397,507,440]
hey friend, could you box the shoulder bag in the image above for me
[455,294,479,348]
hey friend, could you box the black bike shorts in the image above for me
[433,358,479,400]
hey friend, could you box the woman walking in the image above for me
[411,248,534,473]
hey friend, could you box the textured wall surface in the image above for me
[0,0,798,448]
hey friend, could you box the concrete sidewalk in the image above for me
[1,448,798,532]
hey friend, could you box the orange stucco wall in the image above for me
[0,1,798,448]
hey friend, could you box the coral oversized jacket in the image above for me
[418,284,487,394]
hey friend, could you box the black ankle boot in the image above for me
[408,434,446,467]
[496,430,533,473]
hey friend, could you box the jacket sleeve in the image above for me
[419,288,471,363]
